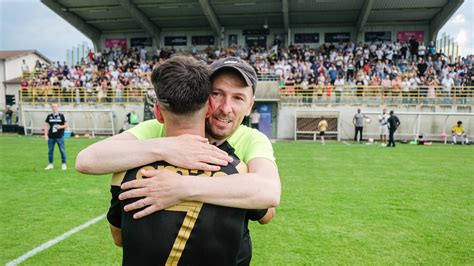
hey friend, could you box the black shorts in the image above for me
[320,131,325,136]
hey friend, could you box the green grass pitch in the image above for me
[0,135,472,265]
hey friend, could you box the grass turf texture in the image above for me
[0,135,472,264]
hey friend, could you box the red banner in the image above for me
[396,31,424,42]
[105,38,127,50]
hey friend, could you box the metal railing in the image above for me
[257,73,280,81]
[279,85,474,105]
[19,86,151,104]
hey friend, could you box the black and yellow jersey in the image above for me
[107,141,246,266]
[237,209,268,266]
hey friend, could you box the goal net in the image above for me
[360,111,474,142]
[20,108,115,136]
[294,110,341,141]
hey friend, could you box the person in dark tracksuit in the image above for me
[387,110,400,147]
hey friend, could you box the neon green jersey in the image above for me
[128,119,275,164]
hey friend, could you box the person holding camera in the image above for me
[44,104,68,170]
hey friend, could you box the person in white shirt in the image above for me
[376,48,384,61]
[401,76,411,104]
[334,75,345,103]
[249,108,261,130]
[441,76,454,104]
[378,108,390,146]
[21,60,30,73]
[418,42,426,59]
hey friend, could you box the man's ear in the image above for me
[154,104,165,123]
[245,96,255,116]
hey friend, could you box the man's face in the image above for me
[206,72,254,141]
[51,104,58,113]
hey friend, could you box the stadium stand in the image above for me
[18,0,472,140]
[19,44,474,105]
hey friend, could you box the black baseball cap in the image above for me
[210,57,257,94]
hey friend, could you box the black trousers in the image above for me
[354,126,363,141]
[388,129,396,147]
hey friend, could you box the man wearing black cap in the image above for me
[77,57,280,262]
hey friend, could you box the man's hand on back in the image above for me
[158,134,233,172]
[119,169,190,219]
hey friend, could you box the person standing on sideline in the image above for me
[44,103,68,170]
[317,117,328,145]
[387,110,400,147]
[126,110,140,128]
[353,108,368,143]
[5,107,13,125]
[249,108,260,130]
[378,108,390,146]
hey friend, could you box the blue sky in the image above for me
[1,0,473,62]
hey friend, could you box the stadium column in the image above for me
[282,0,289,36]
[355,0,374,43]
[118,0,161,47]
[198,0,222,48]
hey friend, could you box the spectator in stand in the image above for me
[417,58,428,77]
[381,74,392,101]
[441,74,454,104]
[21,59,29,73]
[334,75,345,103]
[391,74,402,103]
[418,42,426,60]
[19,39,473,107]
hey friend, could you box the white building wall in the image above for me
[5,54,48,81]
[0,60,5,110]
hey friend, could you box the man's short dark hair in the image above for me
[151,56,211,114]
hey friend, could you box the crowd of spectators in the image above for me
[21,38,474,104]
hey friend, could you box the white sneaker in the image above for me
[45,164,54,170]
[61,164,67,170]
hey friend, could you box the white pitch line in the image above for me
[342,141,351,145]
[6,213,106,266]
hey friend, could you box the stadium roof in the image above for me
[42,0,463,47]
